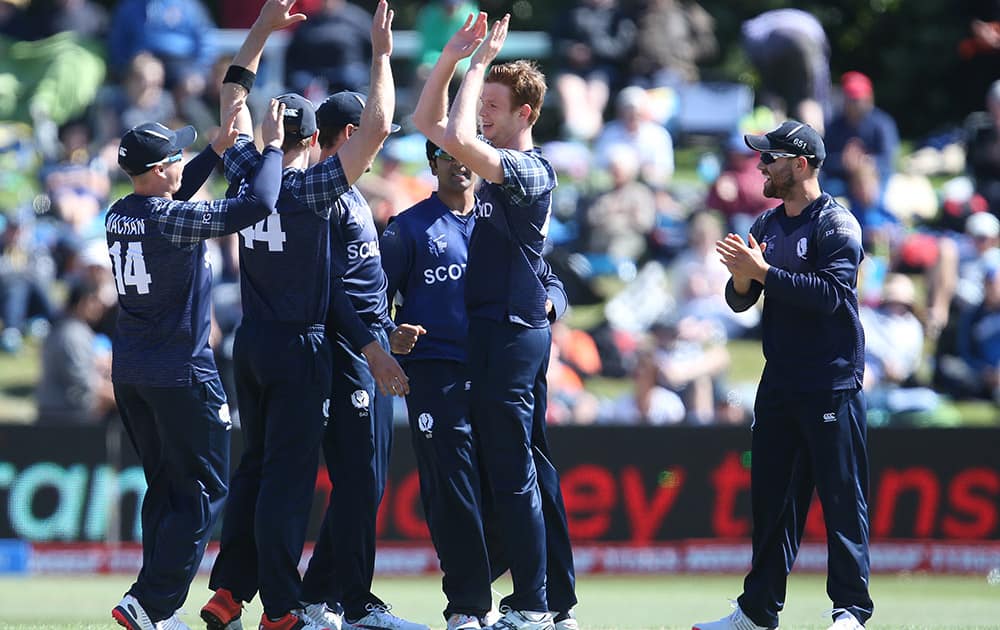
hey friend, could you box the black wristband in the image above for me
[223,65,256,92]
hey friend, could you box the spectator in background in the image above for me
[95,52,176,147]
[284,0,372,99]
[741,8,831,125]
[551,0,637,140]
[927,211,1000,334]
[705,134,773,235]
[669,210,760,339]
[414,0,478,83]
[966,79,1000,214]
[953,264,1000,401]
[36,278,115,425]
[107,0,216,88]
[219,0,321,28]
[0,214,56,353]
[9,0,108,40]
[641,316,732,425]
[593,85,675,189]
[822,71,900,198]
[631,0,716,88]
[585,145,656,265]
[860,273,924,392]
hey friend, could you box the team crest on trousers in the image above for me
[351,389,370,414]
[418,412,434,438]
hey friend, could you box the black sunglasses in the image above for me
[760,151,814,165]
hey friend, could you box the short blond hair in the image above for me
[486,60,547,125]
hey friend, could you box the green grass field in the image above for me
[0,573,998,629]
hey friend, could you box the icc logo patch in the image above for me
[418,412,434,437]
[351,389,370,410]
[428,233,448,257]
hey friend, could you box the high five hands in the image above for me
[441,11,510,64]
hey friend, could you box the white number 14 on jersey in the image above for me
[108,241,152,295]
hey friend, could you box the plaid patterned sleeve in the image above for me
[497,148,557,206]
[284,153,351,219]
[222,134,261,185]
[151,197,248,247]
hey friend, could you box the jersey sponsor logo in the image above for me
[423,263,467,285]
[351,389,370,410]
[475,199,493,218]
[347,240,380,260]
[797,237,808,259]
[418,412,434,438]
[105,213,146,236]
[428,233,448,257]
[823,412,836,423]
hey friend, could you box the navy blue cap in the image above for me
[745,120,826,166]
[276,93,318,139]
[316,91,401,133]
[118,122,196,176]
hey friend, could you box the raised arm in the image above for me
[222,0,307,136]
[336,0,396,185]
[156,100,286,246]
[441,14,511,184]
[412,12,486,146]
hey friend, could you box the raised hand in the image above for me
[256,0,307,32]
[442,11,488,62]
[371,0,395,57]
[470,13,510,67]
[261,99,286,149]
[212,100,244,154]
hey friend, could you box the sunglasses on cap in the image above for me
[760,151,815,165]
[433,148,455,161]
[146,151,183,168]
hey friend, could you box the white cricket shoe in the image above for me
[485,608,554,630]
[155,613,191,629]
[303,603,343,630]
[342,603,429,630]
[113,594,156,630]
[446,614,481,630]
[480,609,502,628]
[552,609,578,630]
[692,604,774,630]
[827,611,864,630]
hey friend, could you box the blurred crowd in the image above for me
[1,0,999,427]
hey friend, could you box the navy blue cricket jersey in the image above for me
[223,136,335,324]
[327,184,392,349]
[380,194,474,363]
[106,145,282,387]
[725,193,866,391]
[381,193,569,364]
[466,148,556,328]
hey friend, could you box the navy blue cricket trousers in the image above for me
[484,342,578,615]
[467,317,551,613]
[404,359,492,618]
[113,376,230,623]
[209,321,331,620]
[738,384,874,628]
[301,325,393,620]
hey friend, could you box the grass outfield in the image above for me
[0,573,998,629]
